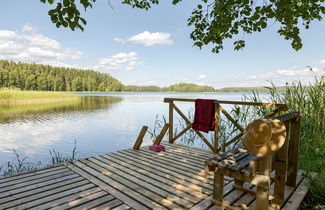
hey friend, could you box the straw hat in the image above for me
[242,118,286,157]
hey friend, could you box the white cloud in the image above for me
[115,31,174,47]
[319,59,325,65]
[198,74,206,80]
[0,24,82,65]
[0,30,17,40]
[113,37,125,44]
[95,52,143,71]
[210,67,325,88]
[21,24,40,33]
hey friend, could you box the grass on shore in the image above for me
[0,89,79,102]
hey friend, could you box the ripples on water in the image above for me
[0,92,267,167]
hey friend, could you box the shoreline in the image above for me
[0,97,80,105]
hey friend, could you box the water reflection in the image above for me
[0,96,123,124]
[0,96,123,166]
[0,93,258,168]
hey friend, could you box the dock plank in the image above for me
[0,170,75,193]
[89,156,197,207]
[28,186,102,209]
[0,175,83,204]
[113,151,213,192]
[78,158,183,209]
[67,163,147,210]
[0,143,308,210]
[125,149,212,179]
[118,150,213,187]
[68,160,154,210]
[68,194,115,210]
[138,148,212,173]
[282,177,309,209]
[0,165,66,184]
[101,153,211,198]
[7,183,95,209]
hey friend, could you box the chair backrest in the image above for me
[272,112,301,187]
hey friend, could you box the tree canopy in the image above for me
[0,60,216,92]
[40,0,325,53]
[0,60,123,92]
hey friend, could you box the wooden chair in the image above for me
[205,112,301,210]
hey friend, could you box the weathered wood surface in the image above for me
[0,165,128,209]
[0,143,308,209]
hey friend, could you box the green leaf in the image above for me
[78,24,84,31]
[80,17,87,25]
[51,15,58,23]
[63,0,70,7]
[261,22,267,28]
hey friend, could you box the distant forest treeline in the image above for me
[0,60,278,92]
[0,60,123,92]
[124,83,216,92]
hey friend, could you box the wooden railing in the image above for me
[163,98,288,153]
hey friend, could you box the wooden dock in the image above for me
[0,143,308,209]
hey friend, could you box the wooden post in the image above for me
[132,126,148,150]
[256,154,273,210]
[287,115,301,187]
[153,123,169,145]
[212,169,224,207]
[272,120,290,205]
[214,103,220,153]
[168,102,174,143]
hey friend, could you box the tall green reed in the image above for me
[0,140,80,176]
[239,77,325,205]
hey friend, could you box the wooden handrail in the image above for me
[273,112,299,122]
[163,97,290,153]
[164,98,288,109]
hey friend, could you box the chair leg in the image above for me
[212,170,224,207]
[256,184,270,210]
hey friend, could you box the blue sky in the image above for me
[0,0,324,88]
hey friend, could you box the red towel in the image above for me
[192,99,215,133]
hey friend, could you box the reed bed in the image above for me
[0,89,79,104]
[0,141,80,176]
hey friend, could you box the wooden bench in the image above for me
[205,112,301,210]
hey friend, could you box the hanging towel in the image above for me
[192,99,215,133]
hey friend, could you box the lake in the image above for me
[0,92,268,169]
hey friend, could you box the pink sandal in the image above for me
[149,145,165,152]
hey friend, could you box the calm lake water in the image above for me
[0,92,269,168]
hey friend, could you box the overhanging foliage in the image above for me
[40,0,325,53]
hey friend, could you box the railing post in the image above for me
[153,123,169,145]
[214,103,220,153]
[168,102,174,143]
[133,126,148,150]
[286,114,301,187]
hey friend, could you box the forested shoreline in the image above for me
[0,60,277,93]
[0,60,123,92]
